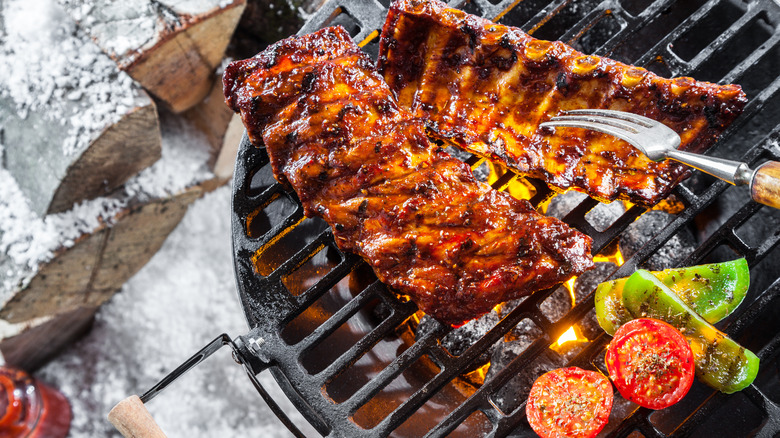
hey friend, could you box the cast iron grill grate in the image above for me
[231,0,780,436]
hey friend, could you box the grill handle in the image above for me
[108,333,308,438]
[108,395,167,438]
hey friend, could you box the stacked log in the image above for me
[0,0,160,215]
[0,0,246,369]
[183,70,245,181]
[0,108,225,370]
[57,0,247,113]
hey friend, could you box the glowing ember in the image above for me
[594,245,625,266]
[555,326,579,347]
[463,362,491,386]
[564,276,577,302]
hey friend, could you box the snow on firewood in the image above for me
[57,0,247,112]
[0,0,147,157]
[58,0,243,64]
[0,108,214,306]
[0,0,161,215]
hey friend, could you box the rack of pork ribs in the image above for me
[378,0,747,206]
[224,26,593,326]
[223,0,746,325]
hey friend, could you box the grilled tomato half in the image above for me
[526,367,613,438]
[606,318,695,409]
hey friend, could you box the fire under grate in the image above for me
[231,0,780,436]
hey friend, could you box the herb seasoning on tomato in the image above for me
[606,318,695,409]
[526,367,613,438]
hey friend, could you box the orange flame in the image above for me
[555,326,579,347]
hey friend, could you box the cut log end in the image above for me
[49,103,162,214]
[123,1,247,112]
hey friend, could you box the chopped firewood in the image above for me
[0,0,162,216]
[57,0,247,112]
[183,70,244,181]
[0,186,205,324]
[0,109,222,364]
[0,306,98,371]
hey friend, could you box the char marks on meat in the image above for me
[377,0,747,206]
[224,27,593,325]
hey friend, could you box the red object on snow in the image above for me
[0,366,71,437]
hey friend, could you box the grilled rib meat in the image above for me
[224,27,593,325]
[378,0,747,206]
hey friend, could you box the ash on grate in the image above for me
[540,286,572,322]
[416,310,501,371]
[503,314,543,343]
[579,308,604,341]
[547,190,626,230]
[486,346,566,414]
[442,145,473,162]
[620,210,697,270]
[536,261,616,324]
[472,161,491,182]
[585,200,627,232]
[574,262,619,339]
[575,262,618,299]
[546,190,588,219]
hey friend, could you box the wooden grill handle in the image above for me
[108,395,167,438]
[751,161,780,210]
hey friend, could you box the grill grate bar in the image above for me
[633,0,724,70]
[558,0,616,46]
[723,277,780,343]
[520,0,569,34]
[292,255,361,314]
[466,155,485,168]
[315,288,418,385]
[683,5,763,73]
[756,74,780,104]
[253,197,306,249]
[755,229,780,263]
[721,31,780,84]
[672,183,697,206]
[594,0,678,56]
[266,229,335,283]
[341,320,449,415]
[297,282,384,353]
[297,0,386,42]
[489,171,518,191]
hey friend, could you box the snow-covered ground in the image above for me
[37,186,318,437]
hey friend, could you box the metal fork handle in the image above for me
[665,149,754,185]
[666,150,780,209]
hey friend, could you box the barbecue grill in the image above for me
[128,0,780,436]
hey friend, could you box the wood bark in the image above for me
[0,185,205,324]
[0,306,98,371]
[58,0,247,113]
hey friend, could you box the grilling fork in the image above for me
[540,109,780,209]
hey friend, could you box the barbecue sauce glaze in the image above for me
[224,27,593,326]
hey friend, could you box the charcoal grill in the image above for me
[130,0,780,436]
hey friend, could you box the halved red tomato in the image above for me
[606,318,694,410]
[526,367,613,438]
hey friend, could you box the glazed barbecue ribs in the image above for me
[378,0,747,206]
[224,27,593,325]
